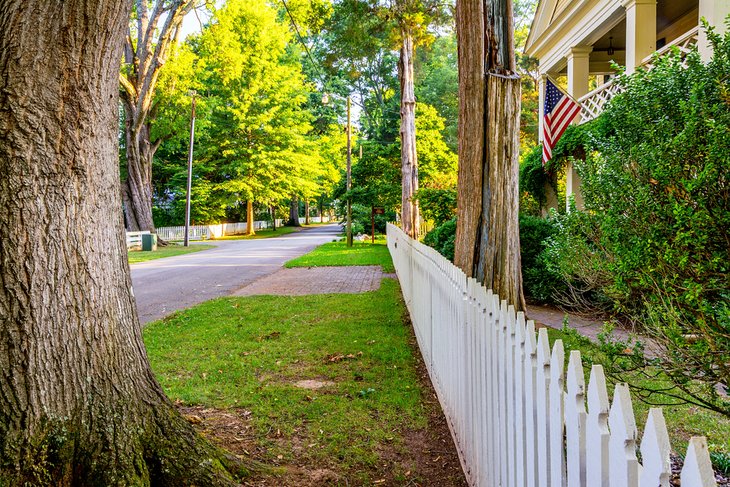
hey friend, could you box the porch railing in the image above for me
[577,27,700,124]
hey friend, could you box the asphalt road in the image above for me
[130,224,342,324]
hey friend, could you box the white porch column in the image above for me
[538,74,547,142]
[567,47,592,100]
[699,0,730,61]
[565,47,591,210]
[622,0,657,73]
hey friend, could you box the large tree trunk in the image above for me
[454,0,526,310]
[246,200,255,236]
[288,197,301,226]
[0,2,248,484]
[119,1,196,233]
[121,118,157,232]
[399,28,420,239]
[304,200,310,225]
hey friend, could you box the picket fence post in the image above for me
[384,224,718,487]
[609,383,639,487]
[565,351,586,487]
[587,365,610,487]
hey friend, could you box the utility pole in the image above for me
[346,95,353,247]
[184,91,196,247]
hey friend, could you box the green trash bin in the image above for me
[141,233,157,251]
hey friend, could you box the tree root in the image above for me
[0,401,269,487]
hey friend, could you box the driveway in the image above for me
[130,224,342,324]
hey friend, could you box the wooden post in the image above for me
[371,206,375,243]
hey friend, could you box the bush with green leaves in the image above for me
[423,218,456,262]
[545,27,730,416]
[518,215,565,304]
[415,187,456,225]
[346,203,395,236]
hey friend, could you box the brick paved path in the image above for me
[234,266,386,296]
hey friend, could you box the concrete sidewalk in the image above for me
[527,303,635,343]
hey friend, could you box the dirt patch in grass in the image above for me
[176,319,468,487]
[293,379,335,390]
[178,404,263,458]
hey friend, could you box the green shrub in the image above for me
[415,187,456,225]
[519,124,595,213]
[347,203,395,236]
[518,214,565,304]
[423,218,456,262]
[544,26,730,416]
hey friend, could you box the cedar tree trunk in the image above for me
[270,205,278,231]
[304,200,310,225]
[399,28,420,239]
[0,1,249,484]
[454,0,526,310]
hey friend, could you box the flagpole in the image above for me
[544,74,582,105]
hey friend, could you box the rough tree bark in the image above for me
[288,197,301,226]
[398,27,420,239]
[304,200,310,225]
[0,1,250,484]
[119,0,198,232]
[453,0,526,310]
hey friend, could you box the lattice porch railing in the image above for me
[576,27,700,124]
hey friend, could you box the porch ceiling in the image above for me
[526,0,699,74]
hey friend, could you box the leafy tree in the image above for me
[514,0,539,151]
[414,103,457,224]
[415,33,458,151]
[152,0,330,232]
[120,0,205,232]
[545,32,730,416]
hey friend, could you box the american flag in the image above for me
[543,78,581,165]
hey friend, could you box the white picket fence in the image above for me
[386,223,717,487]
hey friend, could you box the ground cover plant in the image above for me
[128,243,215,263]
[285,238,395,273]
[143,280,465,485]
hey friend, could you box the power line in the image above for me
[277,0,403,117]
[279,0,328,86]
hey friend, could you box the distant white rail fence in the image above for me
[125,231,150,250]
[125,216,333,247]
[386,223,717,487]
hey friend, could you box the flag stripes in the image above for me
[542,79,581,165]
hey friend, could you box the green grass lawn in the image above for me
[210,226,301,240]
[285,237,395,273]
[546,326,730,459]
[143,280,433,483]
[128,244,215,264]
